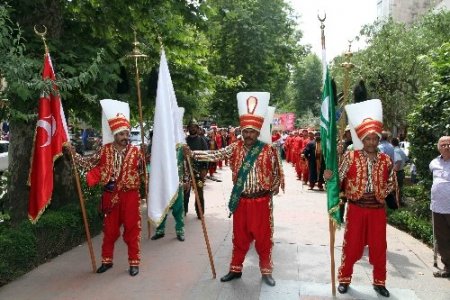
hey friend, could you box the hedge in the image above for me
[0,185,102,286]
[387,184,433,246]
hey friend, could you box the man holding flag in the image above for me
[72,99,145,277]
[193,92,284,287]
[324,99,396,298]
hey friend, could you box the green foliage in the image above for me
[206,0,304,125]
[403,184,431,220]
[330,11,450,131]
[408,42,450,180]
[388,210,433,246]
[296,109,319,129]
[0,224,37,285]
[0,180,102,286]
[388,185,433,246]
[292,53,323,117]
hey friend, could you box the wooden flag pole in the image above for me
[70,152,98,273]
[34,25,96,273]
[186,154,216,279]
[329,218,337,297]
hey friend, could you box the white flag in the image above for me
[147,50,181,226]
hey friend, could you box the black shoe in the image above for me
[96,263,113,273]
[337,283,349,294]
[373,285,390,297]
[129,266,139,276]
[177,234,185,242]
[151,233,165,240]
[220,271,242,282]
[433,269,450,278]
[262,274,276,286]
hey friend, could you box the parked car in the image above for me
[69,133,84,155]
[0,140,9,173]
[130,126,150,146]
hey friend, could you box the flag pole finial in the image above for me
[340,40,355,105]
[317,12,326,50]
[34,25,49,54]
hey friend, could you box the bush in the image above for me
[0,181,102,286]
[408,42,450,182]
[0,225,37,285]
[388,184,433,246]
[389,210,433,245]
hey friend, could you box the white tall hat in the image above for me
[258,106,276,144]
[100,99,130,145]
[345,99,383,150]
[237,92,270,132]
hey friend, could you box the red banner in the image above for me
[273,113,296,131]
[28,53,69,223]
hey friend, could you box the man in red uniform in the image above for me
[74,99,145,276]
[294,131,304,178]
[213,125,224,169]
[324,99,396,297]
[301,130,314,185]
[194,92,284,287]
[284,132,293,163]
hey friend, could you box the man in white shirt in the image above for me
[430,136,450,278]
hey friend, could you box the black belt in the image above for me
[241,190,271,199]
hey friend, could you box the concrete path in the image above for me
[0,161,449,300]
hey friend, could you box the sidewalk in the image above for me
[0,162,449,300]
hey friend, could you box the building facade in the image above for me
[377,0,449,23]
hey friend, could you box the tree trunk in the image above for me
[7,119,76,225]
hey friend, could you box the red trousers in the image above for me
[101,190,141,266]
[302,164,309,185]
[209,163,217,176]
[230,195,273,275]
[338,203,387,285]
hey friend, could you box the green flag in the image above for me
[320,68,342,227]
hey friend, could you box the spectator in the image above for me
[392,137,408,205]
[429,136,450,278]
[378,131,394,161]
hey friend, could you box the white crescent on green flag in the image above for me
[148,49,181,226]
[320,67,342,227]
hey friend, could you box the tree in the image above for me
[292,53,322,117]
[1,0,216,222]
[408,42,450,182]
[206,0,304,125]
[330,11,450,132]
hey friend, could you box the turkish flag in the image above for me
[28,53,69,223]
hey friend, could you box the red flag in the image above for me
[28,53,69,223]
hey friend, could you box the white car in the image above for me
[129,126,150,146]
[0,140,9,173]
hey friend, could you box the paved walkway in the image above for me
[0,161,449,300]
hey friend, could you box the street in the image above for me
[0,161,449,300]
